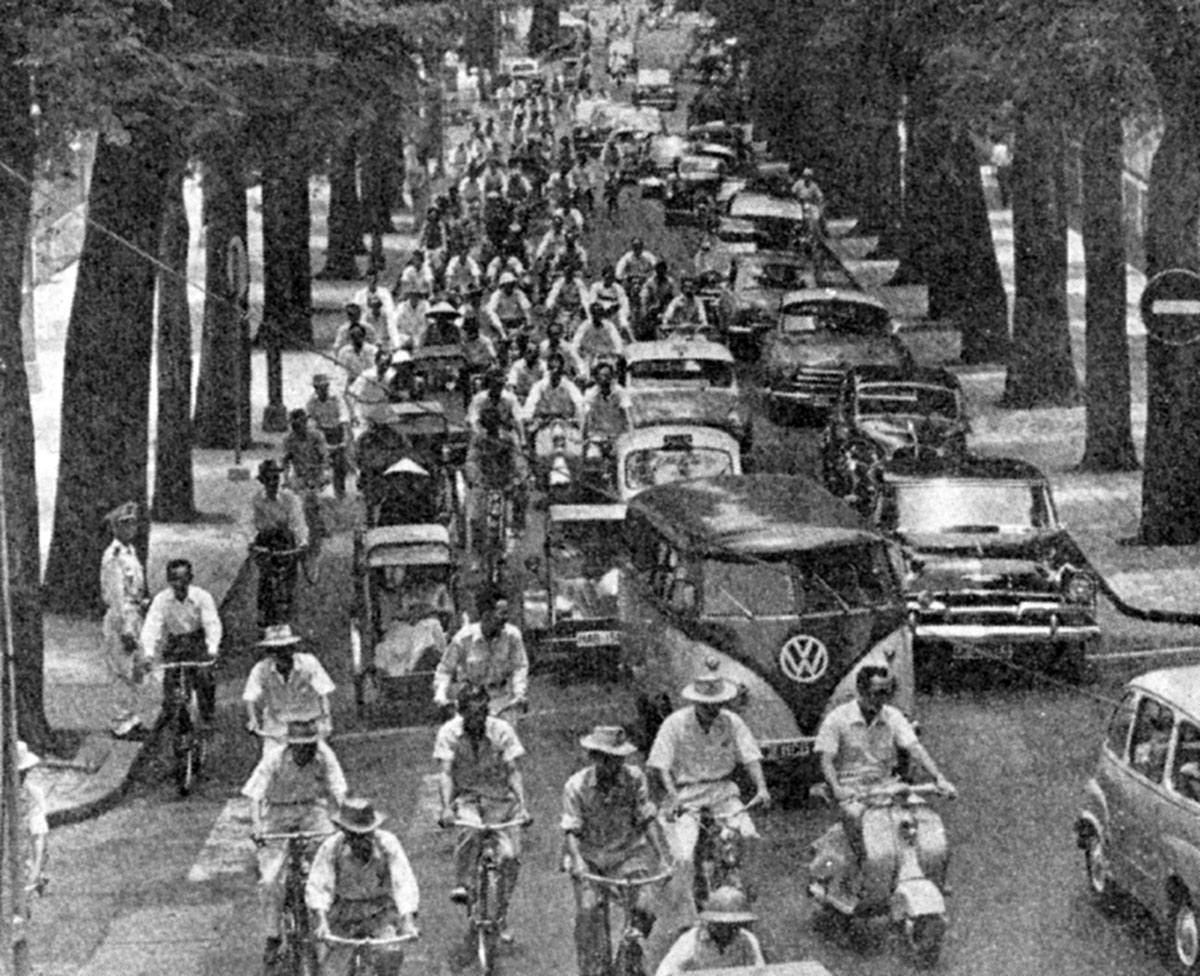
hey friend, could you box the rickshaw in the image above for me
[350,524,463,724]
[521,503,626,680]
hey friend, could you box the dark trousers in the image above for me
[320,427,348,498]
[162,632,216,722]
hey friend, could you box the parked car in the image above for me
[875,453,1100,682]
[661,155,729,226]
[821,364,968,500]
[1076,664,1200,975]
[632,67,679,111]
[624,339,753,458]
[615,424,742,501]
[714,250,812,357]
[727,191,812,250]
[762,289,913,424]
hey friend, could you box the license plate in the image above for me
[765,740,812,760]
[576,631,621,647]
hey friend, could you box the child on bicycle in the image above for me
[307,797,420,976]
[243,719,348,969]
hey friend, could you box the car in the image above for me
[762,289,913,424]
[660,155,729,226]
[821,364,969,500]
[521,503,626,678]
[727,191,812,250]
[874,453,1100,682]
[503,56,543,91]
[1076,664,1200,974]
[714,250,815,357]
[623,339,753,458]
[632,68,679,111]
[614,424,743,502]
[686,121,754,166]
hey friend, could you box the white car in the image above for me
[615,424,742,501]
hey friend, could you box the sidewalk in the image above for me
[29,154,1200,825]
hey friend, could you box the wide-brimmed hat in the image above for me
[580,725,637,756]
[103,500,139,526]
[16,741,40,772]
[681,668,738,704]
[385,457,430,477]
[700,885,757,923]
[427,300,460,317]
[332,797,386,833]
[259,623,302,649]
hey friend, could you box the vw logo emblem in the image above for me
[779,634,829,684]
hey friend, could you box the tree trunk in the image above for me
[43,119,170,614]
[0,29,51,747]
[361,121,396,238]
[318,134,362,280]
[529,0,560,56]
[1002,110,1078,408]
[261,117,312,351]
[193,134,251,450]
[1079,105,1139,472]
[1139,114,1200,543]
[152,152,197,520]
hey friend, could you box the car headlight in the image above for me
[1062,568,1096,604]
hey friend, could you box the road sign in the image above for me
[225,236,249,301]
[1141,268,1200,346]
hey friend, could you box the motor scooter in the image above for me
[807,781,952,968]
[693,802,753,911]
[530,416,582,504]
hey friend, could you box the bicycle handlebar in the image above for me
[448,818,532,832]
[249,545,308,558]
[159,659,217,670]
[577,868,672,889]
[320,932,419,947]
[255,830,334,842]
[847,782,952,802]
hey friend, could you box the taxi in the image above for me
[614,425,742,502]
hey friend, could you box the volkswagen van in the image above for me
[621,474,914,784]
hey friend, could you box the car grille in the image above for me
[911,596,1096,629]
[780,367,843,396]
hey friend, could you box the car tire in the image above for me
[1082,826,1116,908]
[1170,892,1200,975]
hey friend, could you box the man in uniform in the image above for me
[434,685,530,944]
[308,798,421,976]
[563,726,668,976]
[100,501,150,738]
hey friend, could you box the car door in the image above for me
[1158,717,1200,921]
[1119,695,1177,905]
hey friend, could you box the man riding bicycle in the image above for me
[524,352,584,429]
[659,276,711,337]
[434,589,529,723]
[140,558,222,724]
[563,725,669,976]
[582,363,634,441]
[465,377,530,537]
[483,270,533,342]
[281,408,330,544]
[307,798,420,976]
[638,260,677,340]
[646,665,771,924]
[247,459,308,627]
[243,624,335,760]
[243,718,348,969]
[434,685,531,945]
[615,238,658,293]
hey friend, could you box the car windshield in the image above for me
[779,301,891,335]
[799,544,896,611]
[625,445,735,493]
[740,262,806,292]
[884,481,1056,534]
[856,383,959,420]
[627,358,735,387]
[681,157,722,176]
[704,559,794,617]
[547,524,622,620]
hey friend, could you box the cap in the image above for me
[312,373,331,385]
[499,271,517,286]
[427,300,460,317]
[385,457,430,477]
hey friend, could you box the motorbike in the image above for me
[530,416,583,504]
[807,781,953,968]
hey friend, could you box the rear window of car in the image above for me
[627,358,734,387]
[625,446,735,494]
[737,262,806,292]
[779,301,890,335]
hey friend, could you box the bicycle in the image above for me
[320,931,418,976]
[257,830,331,976]
[159,658,216,796]
[688,801,757,910]
[296,485,327,586]
[250,544,307,627]
[448,817,530,975]
[576,868,671,976]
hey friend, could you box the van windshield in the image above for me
[799,544,895,612]
[704,560,794,617]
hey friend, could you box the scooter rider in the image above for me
[660,276,710,336]
[615,238,658,289]
[524,351,584,429]
[815,665,956,862]
[645,664,770,923]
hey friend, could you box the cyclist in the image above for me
[563,725,669,976]
[140,558,222,724]
[638,260,677,340]
[308,798,420,976]
[573,304,626,367]
[654,886,765,975]
[306,374,351,500]
[246,460,308,627]
[282,409,330,563]
[483,271,533,342]
[434,684,530,944]
[433,589,529,722]
[589,265,632,339]
[243,624,335,760]
[581,362,634,440]
[660,276,710,336]
[524,351,584,428]
[614,238,658,292]
[539,320,587,382]
[646,665,770,924]
[506,343,546,403]
[243,718,348,969]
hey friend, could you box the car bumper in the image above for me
[767,388,836,408]
[912,620,1100,646]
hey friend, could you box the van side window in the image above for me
[1129,697,1174,783]
[1105,691,1137,759]
[1171,720,1200,803]
[667,561,697,615]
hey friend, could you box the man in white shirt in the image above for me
[353,270,395,324]
[588,265,632,339]
[100,501,150,738]
[660,277,710,335]
[392,284,430,351]
[524,351,584,428]
[141,558,223,722]
[484,271,533,341]
[433,590,529,722]
[243,624,336,759]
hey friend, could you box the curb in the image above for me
[46,557,254,827]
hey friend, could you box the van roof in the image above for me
[627,474,877,555]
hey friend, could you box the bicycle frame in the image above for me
[321,932,418,976]
[451,819,526,975]
[159,659,215,796]
[259,830,331,976]
[577,869,671,976]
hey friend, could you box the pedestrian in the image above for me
[100,501,151,738]
[140,557,223,723]
[603,169,621,219]
[16,742,48,915]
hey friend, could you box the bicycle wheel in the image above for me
[614,935,646,976]
[303,504,323,586]
[173,690,200,797]
[476,867,503,975]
